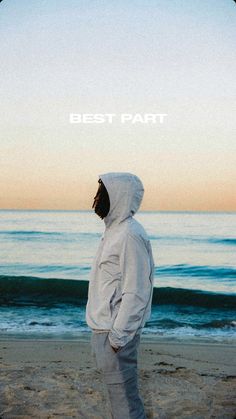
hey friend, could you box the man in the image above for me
[86,172,155,419]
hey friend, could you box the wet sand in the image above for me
[0,336,236,418]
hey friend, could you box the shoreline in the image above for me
[0,332,235,345]
[1,337,235,418]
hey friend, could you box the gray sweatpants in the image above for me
[91,331,146,419]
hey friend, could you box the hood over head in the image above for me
[99,172,144,227]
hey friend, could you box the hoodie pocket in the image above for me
[109,287,117,317]
[110,286,123,318]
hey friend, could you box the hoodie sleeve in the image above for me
[108,233,153,349]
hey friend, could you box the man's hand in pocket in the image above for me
[111,345,121,353]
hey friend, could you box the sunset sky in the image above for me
[1,0,235,211]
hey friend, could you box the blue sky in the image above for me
[0,0,236,210]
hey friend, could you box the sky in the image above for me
[0,0,236,211]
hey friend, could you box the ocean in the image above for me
[0,210,235,342]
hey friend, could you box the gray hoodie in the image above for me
[86,172,155,349]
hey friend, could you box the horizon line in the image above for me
[0,209,235,214]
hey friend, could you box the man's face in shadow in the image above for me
[92,179,110,219]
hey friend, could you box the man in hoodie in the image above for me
[86,172,155,419]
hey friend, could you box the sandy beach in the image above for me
[0,336,235,419]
